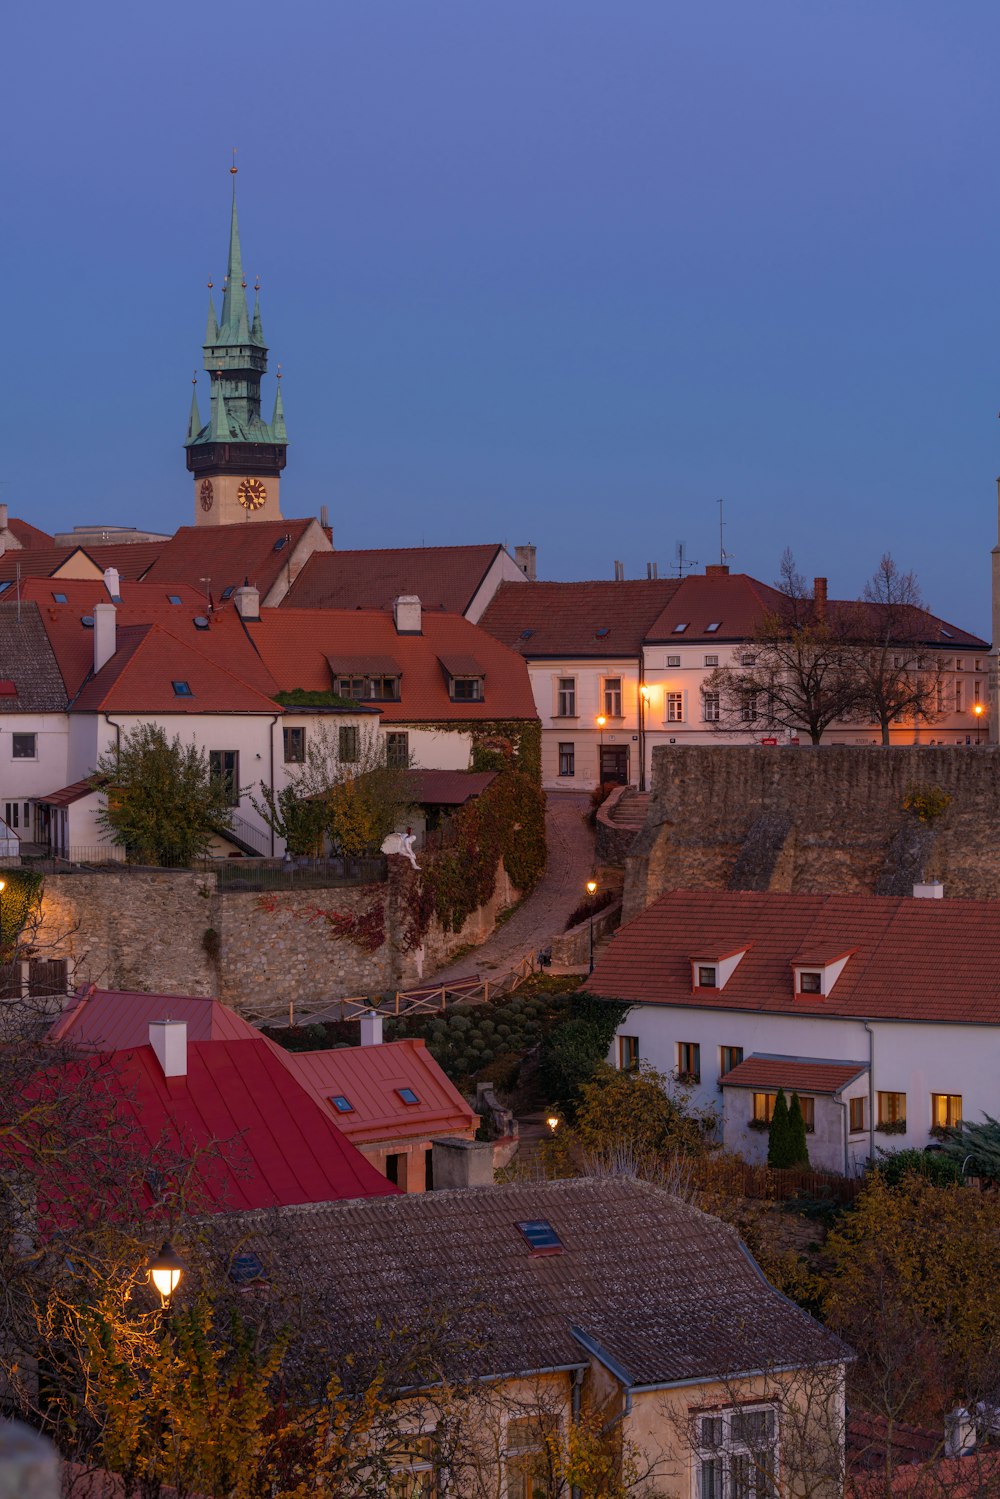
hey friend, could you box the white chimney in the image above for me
[149,1019,187,1078]
[93,602,117,674]
[234,583,260,621]
[393,595,422,634]
[103,566,121,598]
[945,1407,976,1458]
[913,880,944,900]
[359,1011,383,1047]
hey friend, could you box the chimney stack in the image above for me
[0,504,7,530]
[513,544,537,582]
[945,1408,976,1458]
[92,602,117,674]
[430,1138,494,1189]
[913,880,944,899]
[813,577,828,621]
[359,1011,383,1047]
[103,566,121,599]
[705,564,730,578]
[149,1019,187,1078]
[234,582,260,621]
[614,560,624,582]
[320,503,330,530]
[393,595,422,634]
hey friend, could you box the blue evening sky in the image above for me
[3,2,998,635]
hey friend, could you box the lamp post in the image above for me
[596,713,606,786]
[148,1241,185,1306]
[639,685,650,792]
[973,702,985,745]
[586,877,598,974]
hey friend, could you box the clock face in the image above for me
[199,479,214,512]
[238,477,267,511]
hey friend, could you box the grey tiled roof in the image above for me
[0,602,69,711]
[206,1176,845,1389]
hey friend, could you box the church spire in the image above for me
[271,369,287,442]
[251,280,265,346]
[187,375,202,441]
[218,159,250,344]
[204,282,219,346]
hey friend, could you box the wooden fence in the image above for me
[691,1156,866,1205]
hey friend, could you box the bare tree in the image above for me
[846,555,943,745]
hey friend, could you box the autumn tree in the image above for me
[848,554,943,744]
[542,1061,716,1180]
[94,722,234,865]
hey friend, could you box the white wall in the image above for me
[610,1004,1000,1171]
[0,714,71,838]
[526,658,642,790]
[466,547,530,624]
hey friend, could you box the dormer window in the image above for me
[792,950,854,998]
[798,970,822,994]
[450,675,484,702]
[329,655,402,703]
[439,655,486,703]
[691,948,748,991]
[697,966,717,988]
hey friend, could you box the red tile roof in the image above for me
[83,1038,396,1211]
[402,769,497,805]
[249,608,537,722]
[49,986,259,1048]
[14,578,204,609]
[479,578,681,657]
[139,519,323,603]
[0,541,168,582]
[282,544,506,614]
[720,1054,867,1095]
[7,517,54,548]
[69,621,283,714]
[584,890,1000,1024]
[273,1038,478,1144]
[34,777,103,808]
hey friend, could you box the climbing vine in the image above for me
[309,901,386,953]
[0,869,43,959]
[416,719,542,783]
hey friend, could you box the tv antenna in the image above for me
[718,497,734,566]
[672,541,699,578]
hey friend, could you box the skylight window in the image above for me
[172,680,193,697]
[221,586,235,601]
[273,535,289,552]
[330,1095,354,1113]
[516,1220,563,1254]
[0,583,11,596]
[520,628,534,641]
[167,594,183,605]
[229,1251,268,1286]
[397,1087,420,1105]
[52,592,68,604]
[705,622,721,633]
[595,626,610,638]
[940,628,954,639]
[673,623,689,634]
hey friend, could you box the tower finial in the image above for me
[231,147,238,177]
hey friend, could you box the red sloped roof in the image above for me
[87,1039,397,1211]
[273,1038,479,1144]
[49,987,260,1048]
[585,890,1000,1024]
[34,777,103,808]
[15,578,204,608]
[249,608,537,722]
[282,544,505,614]
[139,519,323,601]
[69,621,283,714]
[7,518,54,548]
[479,578,681,657]
[0,541,168,583]
[402,769,497,805]
[719,1054,867,1095]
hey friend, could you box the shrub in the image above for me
[767,1089,793,1168]
[563,887,617,933]
[785,1092,811,1168]
[874,1147,963,1188]
[538,995,630,1115]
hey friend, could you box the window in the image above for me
[931,1093,962,1129]
[741,653,757,667]
[936,680,945,713]
[556,678,576,716]
[955,680,963,711]
[697,965,717,988]
[450,676,483,701]
[706,622,721,634]
[338,725,359,763]
[703,691,721,723]
[209,750,239,807]
[389,1435,436,1498]
[798,970,822,994]
[975,681,983,704]
[878,1091,906,1127]
[705,654,719,667]
[618,1035,639,1071]
[397,1087,420,1105]
[849,1096,865,1134]
[172,680,193,697]
[603,678,622,716]
[386,732,409,770]
[369,675,401,701]
[505,1415,559,1499]
[695,1406,777,1499]
[753,1093,775,1124]
[720,1046,743,1076]
[11,733,36,760]
[667,654,682,667]
[673,622,689,634]
[667,691,684,722]
[167,594,182,605]
[799,1095,815,1131]
[740,691,758,722]
[677,1042,701,1083]
[558,742,575,777]
[385,1152,407,1187]
[51,592,68,604]
[28,958,69,999]
[336,676,366,700]
[283,726,305,764]
[330,1095,353,1113]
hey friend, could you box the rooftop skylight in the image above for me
[516,1219,564,1254]
[397,1087,420,1105]
[672,623,688,634]
[172,680,193,697]
[52,592,68,604]
[330,1095,354,1113]
[167,594,183,605]
[229,1251,268,1287]
[705,622,721,633]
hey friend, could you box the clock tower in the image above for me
[185,165,287,525]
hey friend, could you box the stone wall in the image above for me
[36,856,520,1019]
[595,787,640,866]
[623,745,1000,922]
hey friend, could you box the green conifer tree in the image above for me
[786,1091,811,1168]
[767,1088,791,1168]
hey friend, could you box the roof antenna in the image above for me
[718,498,734,566]
[672,541,698,578]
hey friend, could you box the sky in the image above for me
[3,1,999,635]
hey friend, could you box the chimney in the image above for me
[705,564,730,578]
[0,504,7,530]
[359,1011,383,1047]
[103,566,121,599]
[614,560,624,582]
[393,595,422,634]
[813,577,828,621]
[320,503,330,530]
[945,1408,976,1458]
[234,582,260,621]
[430,1137,494,1190]
[149,1019,187,1078]
[513,544,537,582]
[93,602,117,674]
[913,880,944,899]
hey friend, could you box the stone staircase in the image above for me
[606,790,650,829]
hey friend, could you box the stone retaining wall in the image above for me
[595,787,640,866]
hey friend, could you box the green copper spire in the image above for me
[218,174,251,344]
[271,376,287,442]
[251,285,265,346]
[187,378,202,441]
[209,379,231,441]
[204,286,219,346]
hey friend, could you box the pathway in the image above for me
[425,789,594,984]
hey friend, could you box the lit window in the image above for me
[753,1093,775,1123]
[558,742,575,777]
[172,681,193,697]
[849,1096,865,1134]
[397,1087,420,1105]
[677,1042,700,1083]
[720,1046,743,1076]
[799,1095,815,1131]
[331,1095,353,1113]
[931,1093,962,1130]
[618,1035,639,1071]
[878,1091,906,1127]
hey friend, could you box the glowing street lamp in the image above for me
[596,713,607,784]
[639,685,651,791]
[546,1114,560,1132]
[586,878,598,974]
[973,701,985,745]
[148,1241,185,1304]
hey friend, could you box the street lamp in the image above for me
[639,685,650,792]
[596,713,606,785]
[586,878,598,974]
[546,1114,560,1132]
[148,1241,185,1304]
[973,702,985,745]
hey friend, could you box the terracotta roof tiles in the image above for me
[69,621,283,715]
[282,544,506,614]
[720,1055,868,1095]
[139,519,323,602]
[479,578,682,657]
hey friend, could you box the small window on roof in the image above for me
[706,622,721,633]
[397,1087,420,1105]
[330,1094,353,1113]
[673,622,689,633]
[172,680,193,697]
[52,592,68,604]
[0,582,11,596]
[229,1251,268,1287]
[221,586,236,601]
[697,965,717,988]
[940,627,953,638]
[520,628,534,640]
[167,594,183,605]
[798,970,823,994]
[595,626,610,638]
[516,1220,563,1254]
[273,535,289,552]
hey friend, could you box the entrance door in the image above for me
[600,746,629,784]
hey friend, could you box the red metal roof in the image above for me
[249,608,536,722]
[720,1054,867,1095]
[585,890,1000,1024]
[273,1038,479,1144]
[479,578,681,657]
[83,1039,397,1211]
[282,544,505,615]
[49,987,259,1048]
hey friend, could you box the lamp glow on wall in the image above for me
[148,1241,185,1303]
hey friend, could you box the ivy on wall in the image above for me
[1,870,44,959]
[417,719,542,784]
